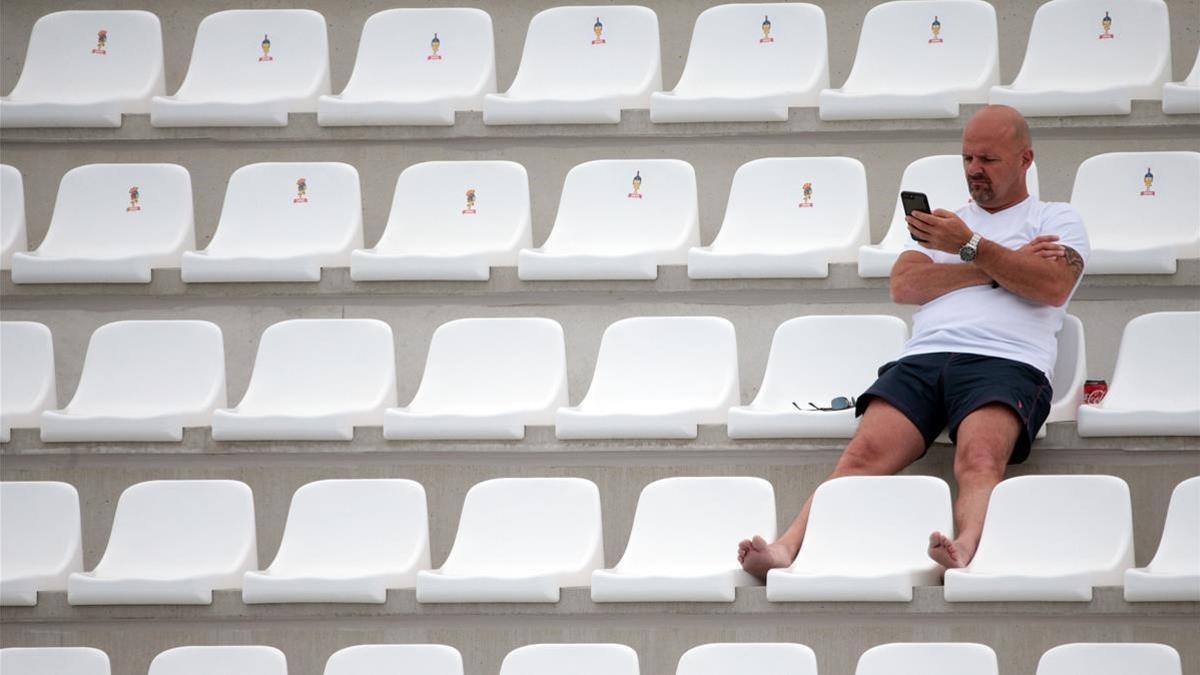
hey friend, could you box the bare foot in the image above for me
[927,531,975,570]
[737,535,795,580]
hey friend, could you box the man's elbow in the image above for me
[889,276,920,305]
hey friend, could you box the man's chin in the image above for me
[970,188,995,204]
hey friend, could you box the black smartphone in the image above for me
[900,190,931,242]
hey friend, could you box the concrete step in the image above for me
[2,588,1196,675]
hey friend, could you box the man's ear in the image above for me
[1022,147,1035,170]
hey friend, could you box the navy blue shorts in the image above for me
[854,352,1053,464]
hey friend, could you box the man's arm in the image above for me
[908,210,1083,307]
[890,251,993,305]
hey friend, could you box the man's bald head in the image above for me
[961,105,1034,211]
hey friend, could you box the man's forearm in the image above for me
[891,261,993,305]
[974,239,1078,306]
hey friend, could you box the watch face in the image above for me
[960,246,977,262]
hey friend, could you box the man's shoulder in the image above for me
[1029,199,1081,222]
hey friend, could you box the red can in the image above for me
[1084,379,1108,405]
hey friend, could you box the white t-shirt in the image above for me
[899,196,1090,379]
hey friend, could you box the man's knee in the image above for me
[836,435,895,475]
[954,436,1010,483]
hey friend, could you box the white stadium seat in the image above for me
[556,317,739,439]
[0,10,164,128]
[351,161,530,281]
[324,645,463,675]
[649,4,828,123]
[1077,312,1200,437]
[416,478,603,602]
[68,480,257,605]
[1,164,27,269]
[318,9,496,126]
[0,482,82,606]
[855,643,998,675]
[0,647,110,675]
[677,643,817,675]
[0,321,57,442]
[1069,151,1200,275]
[727,316,907,439]
[243,479,430,603]
[819,1,998,120]
[151,9,329,127]
[767,476,952,601]
[858,155,1040,278]
[211,319,397,441]
[591,477,776,602]
[39,321,226,442]
[383,318,568,440]
[1045,315,1087,427]
[499,644,639,675]
[688,157,869,278]
[1036,643,1181,675]
[181,162,361,282]
[944,475,1134,602]
[483,6,662,125]
[11,163,194,284]
[989,0,1172,116]
[149,646,287,675]
[519,159,698,280]
[1162,49,1200,115]
[1125,476,1200,601]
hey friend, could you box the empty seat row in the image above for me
[0,642,1185,675]
[3,1,1197,128]
[3,152,1196,282]
[3,475,1197,606]
[6,311,1192,443]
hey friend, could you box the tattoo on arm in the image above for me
[1062,246,1084,280]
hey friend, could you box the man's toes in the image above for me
[929,532,944,548]
[751,535,769,550]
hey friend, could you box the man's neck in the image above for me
[977,190,1031,214]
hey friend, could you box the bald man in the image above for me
[739,105,1089,576]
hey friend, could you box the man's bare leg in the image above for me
[928,403,1021,569]
[739,399,928,579]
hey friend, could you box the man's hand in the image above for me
[906,209,975,254]
[1019,234,1066,261]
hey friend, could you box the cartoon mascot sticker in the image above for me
[259,34,274,61]
[127,186,141,212]
[463,188,477,214]
[929,16,943,43]
[1099,11,1115,39]
[429,33,443,61]
[92,30,108,55]
[592,17,606,45]
[760,16,774,43]
[1140,167,1155,196]
[628,170,643,199]
[799,182,814,208]
[294,177,308,203]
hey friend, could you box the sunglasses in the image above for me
[793,396,857,412]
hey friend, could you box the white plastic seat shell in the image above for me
[943,475,1134,602]
[728,315,907,439]
[351,161,531,281]
[148,646,287,675]
[0,647,111,675]
[819,1,999,120]
[1,164,27,269]
[556,316,739,439]
[0,482,82,606]
[1045,315,1087,426]
[498,644,639,675]
[1035,643,1181,675]
[688,157,869,279]
[211,319,397,441]
[67,480,257,605]
[181,162,362,283]
[0,10,164,128]
[767,476,952,601]
[855,643,999,675]
[483,6,662,125]
[1125,476,1200,601]
[650,4,828,123]
[858,155,1040,278]
[1068,151,1199,275]
[384,318,568,440]
[318,9,496,126]
[151,9,330,127]
[242,479,431,604]
[519,159,698,280]
[1077,312,1200,437]
[323,645,463,675]
[988,0,1172,116]
[0,321,57,442]
[1162,48,1200,114]
[415,478,604,603]
[677,643,817,675]
[38,320,226,442]
[591,477,776,602]
[11,163,195,284]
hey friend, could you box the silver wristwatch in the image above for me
[959,232,982,262]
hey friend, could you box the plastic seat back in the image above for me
[1,165,27,269]
[0,322,57,437]
[499,644,638,675]
[677,643,817,675]
[1144,477,1200,575]
[1047,315,1086,423]
[1036,643,1181,675]
[856,643,998,675]
[0,482,81,595]
[324,645,462,675]
[1104,312,1200,412]
[149,646,287,675]
[0,647,110,675]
